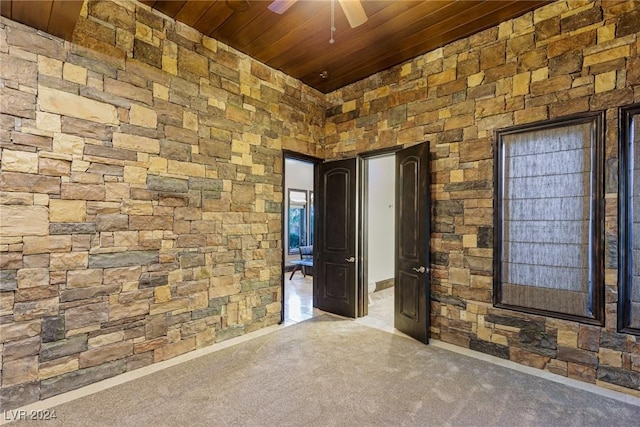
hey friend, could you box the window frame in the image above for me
[287,188,309,254]
[493,112,605,325]
[618,103,640,335]
[309,191,314,247]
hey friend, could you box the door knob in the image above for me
[345,257,356,263]
[413,266,426,274]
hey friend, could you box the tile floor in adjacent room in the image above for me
[357,286,396,332]
[282,272,318,325]
[283,271,397,333]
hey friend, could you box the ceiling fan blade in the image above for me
[268,0,298,14]
[338,0,368,28]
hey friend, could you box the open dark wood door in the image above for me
[395,142,430,343]
[315,158,358,318]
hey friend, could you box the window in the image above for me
[309,191,314,246]
[619,104,640,335]
[494,114,604,324]
[288,189,308,253]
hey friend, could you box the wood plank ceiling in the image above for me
[1,0,550,93]
[0,0,84,41]
[143,0,549,92]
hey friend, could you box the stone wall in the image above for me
[0,0,324,409]
[325,0,640,396]
[2,0,640,410]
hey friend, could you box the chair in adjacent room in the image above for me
[289,245,313,280]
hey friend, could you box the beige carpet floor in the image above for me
[9,315,640,427]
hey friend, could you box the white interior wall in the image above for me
[367,156,395,287]
[285,158,314,261]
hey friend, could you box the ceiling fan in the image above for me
[268,0,368,28]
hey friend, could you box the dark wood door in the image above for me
[315,158,358,318]
[395,142,430,343]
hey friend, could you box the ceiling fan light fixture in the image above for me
[338,0,368,28]
[226,0,250,12]
[268,0,297,14]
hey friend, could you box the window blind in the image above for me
[631,115,640,327]
[498,122,596,318]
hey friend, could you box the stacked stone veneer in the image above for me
[1,0,640,410]
[0,0,324,409]
[325,0,640,396]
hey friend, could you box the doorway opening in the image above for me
[282,154,318,324]
[362,154,396,330]
[315,142,430,342]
